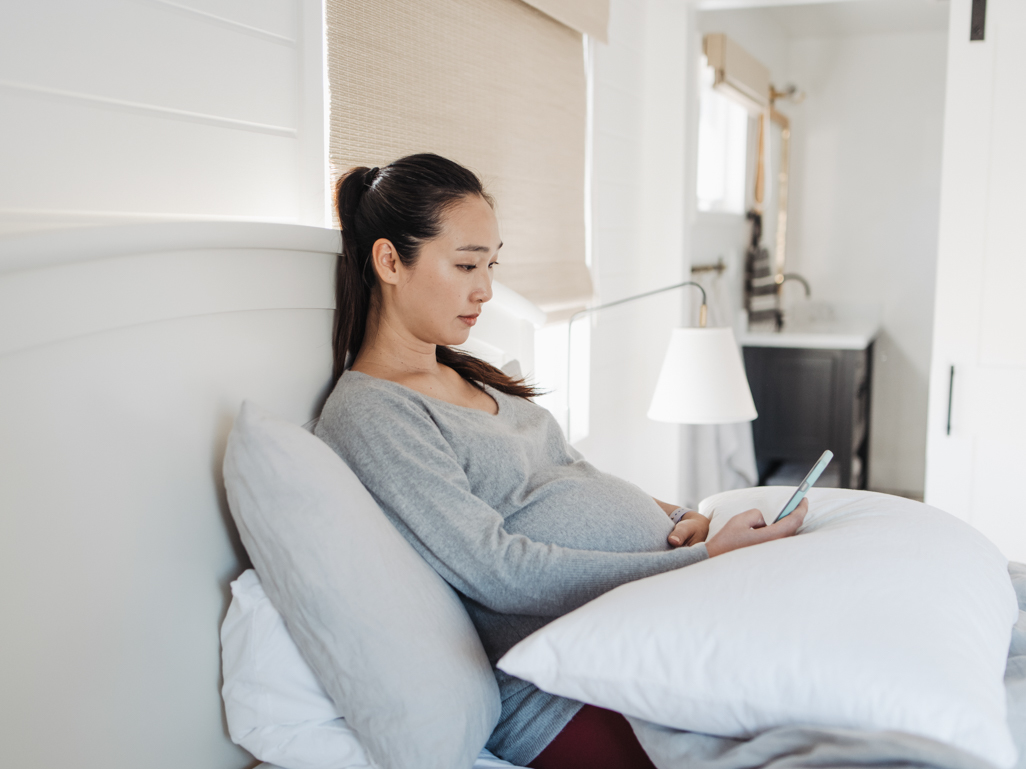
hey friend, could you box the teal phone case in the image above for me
[773,450,834,523]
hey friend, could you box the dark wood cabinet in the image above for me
[742,343,873,489]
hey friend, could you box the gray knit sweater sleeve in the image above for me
[316,375,709,619]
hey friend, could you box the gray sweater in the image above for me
[315,370,709,765]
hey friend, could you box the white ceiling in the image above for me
[698,0,950,38]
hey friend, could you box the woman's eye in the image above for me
[457,264,475,272]
[489,261,499,269]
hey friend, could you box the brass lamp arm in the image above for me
[565,281,709,439]
[568,280,708,329]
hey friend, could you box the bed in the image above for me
[1,222,1022,769]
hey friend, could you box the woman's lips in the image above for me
[459,314,479,327]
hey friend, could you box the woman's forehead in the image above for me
[438,195,501,249]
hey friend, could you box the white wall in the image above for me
[0,0,329,235]
[574,0,691,504]
[784,31,947,496]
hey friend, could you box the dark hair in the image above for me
[333,153,539,398]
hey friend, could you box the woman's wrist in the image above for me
[668,506,689,525]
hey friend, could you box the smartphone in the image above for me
[772,450,833,523]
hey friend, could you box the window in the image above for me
[696,56,749,215]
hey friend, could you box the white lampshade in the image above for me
[648,327,757,424]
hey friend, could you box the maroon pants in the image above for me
[527,705,658,769]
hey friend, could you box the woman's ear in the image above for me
[370,239,402,285]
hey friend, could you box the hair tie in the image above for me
[364,167,380,188]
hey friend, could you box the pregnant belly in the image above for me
[501,470,674,553]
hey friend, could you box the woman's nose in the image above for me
[473,273,493,304]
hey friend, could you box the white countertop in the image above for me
[738,324,879,350]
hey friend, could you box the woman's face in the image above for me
[383,194,501,347]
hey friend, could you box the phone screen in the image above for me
[773,450,833,523]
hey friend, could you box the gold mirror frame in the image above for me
[754,98,791,281]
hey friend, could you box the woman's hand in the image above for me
[705,498,808,557]
[652,498,710,548]
[668,511,709,547]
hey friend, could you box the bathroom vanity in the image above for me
[740,324,877,490]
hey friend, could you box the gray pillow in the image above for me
[223,401,500,769]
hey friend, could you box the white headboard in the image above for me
[0,222,541,767]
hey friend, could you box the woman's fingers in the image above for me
[752,498,809,542]
[794,496,810,520]
[706,500,809,557]
[668,512,711,547]
[738,508,768,529]
[668,519,699,547]
[769,498,809,535]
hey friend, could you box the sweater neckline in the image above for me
[344,369,502,417]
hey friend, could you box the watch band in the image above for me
[669,507,690,525]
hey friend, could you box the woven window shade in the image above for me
[327,0,593,317]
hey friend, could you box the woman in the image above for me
[315,154,807,769]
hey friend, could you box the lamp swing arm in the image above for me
[565,281,709,439]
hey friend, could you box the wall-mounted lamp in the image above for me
[567,281,757,438]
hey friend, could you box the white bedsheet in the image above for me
[254,750,525,769]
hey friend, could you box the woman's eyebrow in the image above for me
[455,242,503,253]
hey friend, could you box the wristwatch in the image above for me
[668,507,693,525]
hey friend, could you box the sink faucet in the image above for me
[772,273,811,332]
[776,272,811,297]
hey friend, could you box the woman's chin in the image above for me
[432,330,471,349]
[445,326,473,346]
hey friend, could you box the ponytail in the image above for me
[332,165,377,383]
[331,153,541,399]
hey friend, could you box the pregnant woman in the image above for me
[314,153,806,769]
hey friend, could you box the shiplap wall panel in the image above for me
[164,0,299,38]
[0,2,298,127]
[141,0,300,40]
[0,0,326,233]
[0,94,300,218]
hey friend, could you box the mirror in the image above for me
[746,89,803,330]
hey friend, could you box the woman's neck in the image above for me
[352,303,440,381]
[352,300,497,415]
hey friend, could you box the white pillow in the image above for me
[498,487,1019,768]
[221,569,520,769]
[221,569,374,769]
[223,402,501,769]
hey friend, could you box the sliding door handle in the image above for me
[946,365,955,436]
